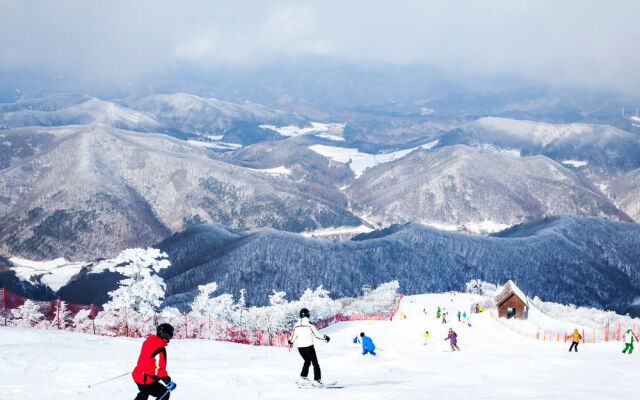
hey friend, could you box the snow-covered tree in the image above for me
[103,248,171,314]
[190,282,218,315]
[13,300,44,327]
[269,290,287,306]
[72,309,95,333]
[51,300,73,329]
[465,279,498,296]
[343,281,400,315]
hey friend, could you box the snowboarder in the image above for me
[132,323,177,400]
[423,330,430,345]
[288,308,330,387]
[457,311,461,322]
[475,304,479,313]
[442,310,447,324]
[462,311,467,323]
[437,307,441,319]
[360,332,376,356]
[568,329,582,352]
[622,329,639,354]
[445,328,460,351]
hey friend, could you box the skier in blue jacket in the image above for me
[360,332,376,356]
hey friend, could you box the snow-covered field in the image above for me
[0,293,635,400]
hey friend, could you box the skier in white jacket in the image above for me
[288,308,330,387]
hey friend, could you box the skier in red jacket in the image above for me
[132,323,177,400]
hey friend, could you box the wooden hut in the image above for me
[495,280,528,320]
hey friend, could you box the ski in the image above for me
[297,380,343,389]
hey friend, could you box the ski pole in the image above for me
[88,372,130,389]
[158,389,171,400]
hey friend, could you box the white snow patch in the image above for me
[9,257,85,292]
[187,140,242,150]
[562,160,588,168]
[261,122,346,141]
[299,225,373,238]
[630,116,640,123]
[422,220,511,234]
[248,165,292,177]
[480,144,521,157]
[309,140,439,178]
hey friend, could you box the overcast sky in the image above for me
[1,0,639,92]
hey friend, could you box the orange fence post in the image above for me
[557,333,559,342]
[564,334,567,343]
[582,329,585,344]
[56,296,60,329]
[592,328,595,343]
[91,305,95,335]
[605,327,608,342]
[617,323,621,341]
[536,332,540,340]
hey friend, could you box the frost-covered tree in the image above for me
[190,282,218,315]
[103,248,171,314]
[72,309,95,333]
[13,300,44,327]
[465,279,498,296]
[343,281,400,315]
[51,300,73,329]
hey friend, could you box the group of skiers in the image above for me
[130,306,639,399]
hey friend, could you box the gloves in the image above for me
[325,335,330,343]
[166,382,177,391]
[288,340,293,345]
[160,376,171,384]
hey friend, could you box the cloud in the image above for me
[1,0,639,92]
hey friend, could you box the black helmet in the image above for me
[360,332,365,337]
[299,308,310,318]
[157,323,174,342]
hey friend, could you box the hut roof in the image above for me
[495,280,529,307]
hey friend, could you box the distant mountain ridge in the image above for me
[2,215,639,317]
[150,215,640,316]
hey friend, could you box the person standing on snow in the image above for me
[445,328,460,351]
[437,307,441,319]
[457,311,461,322]
[622,329,639,354]
[568,329,582,352]
[423,330,430,345]
[288,308,330,387]
[360,332,377,356]
[132,323,177,400]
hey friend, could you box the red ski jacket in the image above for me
[132,335,169,385]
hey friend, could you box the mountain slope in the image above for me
[0,125,361,260]
[149,215,640,315]
[345,145,628,231]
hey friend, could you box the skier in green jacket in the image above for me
[622,329,639,354]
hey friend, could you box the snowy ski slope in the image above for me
[0,293,634,399]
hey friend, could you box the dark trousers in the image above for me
[298,345,321,381]
[568,342,579,352]
[135,381,170,400]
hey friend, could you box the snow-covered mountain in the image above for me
[147,215,640,315]
[346,145,629,232]
[0,124,361,260]
[4,215,638,317]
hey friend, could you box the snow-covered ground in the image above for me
[309,140,439,178]
[9,257,86,292]
[0,293,634,400]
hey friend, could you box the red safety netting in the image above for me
[1,286,404,347]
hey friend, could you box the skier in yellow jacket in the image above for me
[568,329,582,352]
